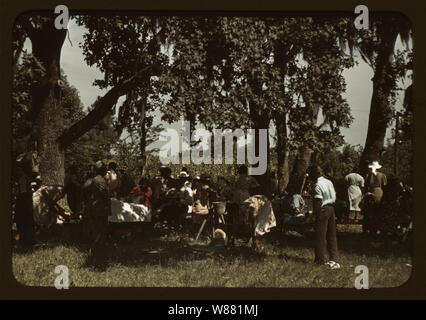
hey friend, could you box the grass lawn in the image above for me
[12,223,412,288]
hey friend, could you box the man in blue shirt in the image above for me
[308,165,340,269]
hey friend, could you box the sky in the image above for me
[24,18,412,151]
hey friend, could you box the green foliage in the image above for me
[64,92,119,182]
[315,144,363,181]
[380,85,413,186]
[12,57,119,182]
[382,85,414,186]
[12,52,46,158]
[76,15,168,142]
[381,140,413,186]
[110,135,141,184]
[157,16,355,157]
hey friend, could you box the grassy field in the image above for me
[12,224,412,288]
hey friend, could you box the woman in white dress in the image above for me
[344,171,365,223]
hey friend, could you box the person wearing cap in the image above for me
[308,165,340,269]
[365,161,387,204]
[178,170,191,184]
[178,170,194,217]
[82,160,110,269]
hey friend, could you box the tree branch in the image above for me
[12,35,25,70]
[58,64,157,148]
[20,17,37,42]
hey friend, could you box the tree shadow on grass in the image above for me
[103,236,268,268]
[13,221,411,270]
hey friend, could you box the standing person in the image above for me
[227,165,260,245]
[308,165,340,269]
[232,165,260,205]
[345,170,365,223]
[365,161,387,204]
[64,164,83,216]
[86,164,96,181]
[270,171,279,199]
[14,154,37,246]
[105,162,120,197]
[82,161,111,270]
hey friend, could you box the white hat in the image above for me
[368,161,382,170]
[179,171,189,178]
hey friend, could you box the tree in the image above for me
[156,16,355,196]
[75,15,168,157]
[63,91,118,182]
[12,52,46,160]
[14,12,164,186]
[12,51,118,185]
[381,84,413,185]
[14,14,68,185]
[353,13,412,174]
[275,17,354,194]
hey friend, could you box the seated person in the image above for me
[116,169,136,200]
[178,171,194,216]
[192,174,217,214]
[129,177,152,209]
[193,182,211,215]
[283,193,306,226]
[151,166,173,208]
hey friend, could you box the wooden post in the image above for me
[195,218,207,241]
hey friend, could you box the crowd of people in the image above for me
[12,146,413,270]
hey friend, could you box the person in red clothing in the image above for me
[130,177,152,209]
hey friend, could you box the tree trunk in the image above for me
[286,102,320,194]
[287,146,312,194]
[22,17,159,187]
[359,26,399,175]
[140,97,147,156]
[30,22,67,186]
[274,112,290,194]
[249,100,271,198]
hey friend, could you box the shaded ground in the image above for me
[12,222,412,288]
